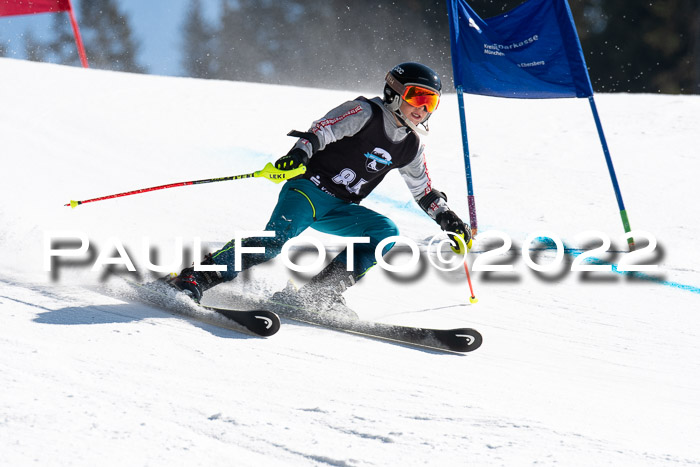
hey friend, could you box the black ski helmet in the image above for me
[383,62,442,106]
[383,62,442,134]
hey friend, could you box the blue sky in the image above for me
[0,0,218,76]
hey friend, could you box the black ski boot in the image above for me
[271,259,359,320]
[166,254,225,303]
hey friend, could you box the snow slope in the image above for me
[1,57,700,466]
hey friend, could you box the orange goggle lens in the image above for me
[402,86,440,113]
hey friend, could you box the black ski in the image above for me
[107,279,479,349]
[201,305,280,337]
[265,301,482,353]
[119,280,280,337]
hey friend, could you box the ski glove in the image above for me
[275,148,309,171]
[436,210,472,254]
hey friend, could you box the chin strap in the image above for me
[387,96,431,135]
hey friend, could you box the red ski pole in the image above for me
[64,163,305,208]
[449,233,478,305]
[464,258,478,304]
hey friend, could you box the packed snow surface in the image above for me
[1,58,700,466]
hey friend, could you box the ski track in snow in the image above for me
[2,58,700,465]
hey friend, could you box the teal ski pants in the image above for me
[211,179,399,281]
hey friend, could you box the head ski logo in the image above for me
[365,147,393,173]
[456,334,476,345]
[255,315,274,329]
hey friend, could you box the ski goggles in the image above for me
[385,73,441,113]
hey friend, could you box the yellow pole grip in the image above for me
[254,162,307,184]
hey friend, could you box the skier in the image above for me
[167,62,471,313]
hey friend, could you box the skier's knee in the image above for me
[371,218,400,256]
[374,217,400,241]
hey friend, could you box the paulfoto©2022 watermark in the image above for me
[43,229,659,280]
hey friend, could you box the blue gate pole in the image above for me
[456,86,478,238]
[588,96,634,250]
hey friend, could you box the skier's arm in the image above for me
[275,99,373,170]
[295,99,374,157]
[399,146,450,220]
[400,148,471,248]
